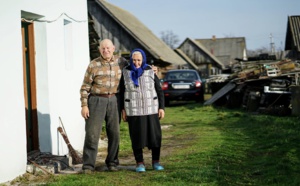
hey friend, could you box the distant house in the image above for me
[174,49,199,70]
[177,38,225,78]
[0,0,89,183]
[285,15,300,60]
[87,0,187,78]
[195,36,247,68]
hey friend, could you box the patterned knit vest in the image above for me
[123,69,158,116]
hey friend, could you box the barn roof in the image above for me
[195,37,246,67]
[95,0,186,66]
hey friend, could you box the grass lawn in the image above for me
[8,101,300,186]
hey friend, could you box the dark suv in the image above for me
[161,69,204,106]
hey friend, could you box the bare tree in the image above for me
[160,30,180,49]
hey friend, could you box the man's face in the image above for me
[99,40,115,60]
[132,53,143,68]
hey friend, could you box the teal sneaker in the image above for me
[136,164,146,172]
[152,162,164,171]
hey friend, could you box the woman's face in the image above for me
[132,53,143,68]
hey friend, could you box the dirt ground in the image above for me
[94,124,173,172]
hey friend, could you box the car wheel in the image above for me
[195,93,204,103]
[165,98,170,107]
[200,93,205,102]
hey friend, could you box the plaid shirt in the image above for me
[80,55,128,107]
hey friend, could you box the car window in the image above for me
[166,71,197,80]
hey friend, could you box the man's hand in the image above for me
[81,106,89,119]
[151,65,158,75]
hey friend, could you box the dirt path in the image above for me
[93,125,173,172]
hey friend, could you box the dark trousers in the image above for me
[82,95,120,170]
[133,147,161,163]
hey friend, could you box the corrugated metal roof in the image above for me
[195,37,246,67]
[95,0,186,66]
[285,16,300,52]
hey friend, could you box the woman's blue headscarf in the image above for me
[129,48,149,86]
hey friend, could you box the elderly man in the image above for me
[80,39,128,172]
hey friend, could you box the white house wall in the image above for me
[0,0,89,183]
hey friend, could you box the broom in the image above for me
[57,117,83,165]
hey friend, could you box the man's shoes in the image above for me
[152,162,164,171]
[136,163,146,172]
[108,165,118,172]
[80,169,93,174]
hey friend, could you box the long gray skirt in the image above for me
[127,114,162,149]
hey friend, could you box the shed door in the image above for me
[21,22,39,152]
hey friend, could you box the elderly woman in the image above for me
[120,48,165,172]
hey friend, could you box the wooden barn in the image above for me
[87,0,187,78]
[177,38,225,78]
[195,36,247,68]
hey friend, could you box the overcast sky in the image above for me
[106,0,300,51]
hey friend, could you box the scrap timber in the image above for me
[204,57,300,116]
